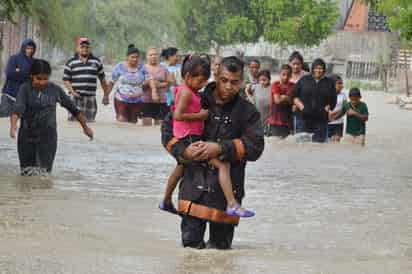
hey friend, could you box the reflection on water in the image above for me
[0,91,412,273]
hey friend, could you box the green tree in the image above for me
[175,0,258,53]
[367,0,412,42]
[366,0,412,96]
[253,0,339,47]
[176,0,339,52]
[0,0,31,21]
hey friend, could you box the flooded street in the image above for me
[0,91,411,274]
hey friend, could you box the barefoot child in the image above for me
[159,54,255,218]
[10,59,93,175]
[330,88,369,146]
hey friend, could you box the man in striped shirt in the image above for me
[63,37,109,122]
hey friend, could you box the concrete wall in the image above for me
[322,31,395,62]
[221,31,395,64]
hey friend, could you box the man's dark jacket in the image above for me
[161,82,265,211]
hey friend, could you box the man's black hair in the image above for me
[220,56,245,75]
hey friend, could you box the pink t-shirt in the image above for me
[172,85,204,139]
[143,64,169,103]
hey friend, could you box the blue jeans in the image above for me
[295,116,328,143]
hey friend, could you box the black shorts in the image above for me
[267,125,291,138]
[175,135,203,165]
[328,123,344,138]
[138,103,169,120]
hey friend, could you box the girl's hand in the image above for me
[83,126,94,140]
[199,109,209,120]
[10,127,17,139]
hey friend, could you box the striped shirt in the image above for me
[63,54,105,96]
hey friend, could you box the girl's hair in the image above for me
[257,69,271,81]
[181,54,211,79]
[280,64,292,76]
[30,59,51,76]
[289,51,304,64]
[127,44,140,56]
[161,47,178,60]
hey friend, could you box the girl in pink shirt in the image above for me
[159,54,254,218]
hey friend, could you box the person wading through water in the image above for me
[161,56,264,249]
[10,59,93,176]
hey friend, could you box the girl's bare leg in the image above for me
[163,165,184,203]
[208,158,238,208]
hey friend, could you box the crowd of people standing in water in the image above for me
[0,37,370,175]
[0,36,370,249]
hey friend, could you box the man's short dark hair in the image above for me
[220,56,245,75]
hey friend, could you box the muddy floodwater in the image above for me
[0,91,411,274]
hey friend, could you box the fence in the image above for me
[346,61,405,80]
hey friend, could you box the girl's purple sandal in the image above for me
[159,201,178,215]
[226,204,255,218]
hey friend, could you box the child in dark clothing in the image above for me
[10,59,93,175]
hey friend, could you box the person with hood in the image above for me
[292,58,337,143]
[0,39,36,117]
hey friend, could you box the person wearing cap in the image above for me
[292,58,337,143]
[330,88,369,146]
[1,39,36,117]
[105,44,157,123]
[63,37,109,122]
